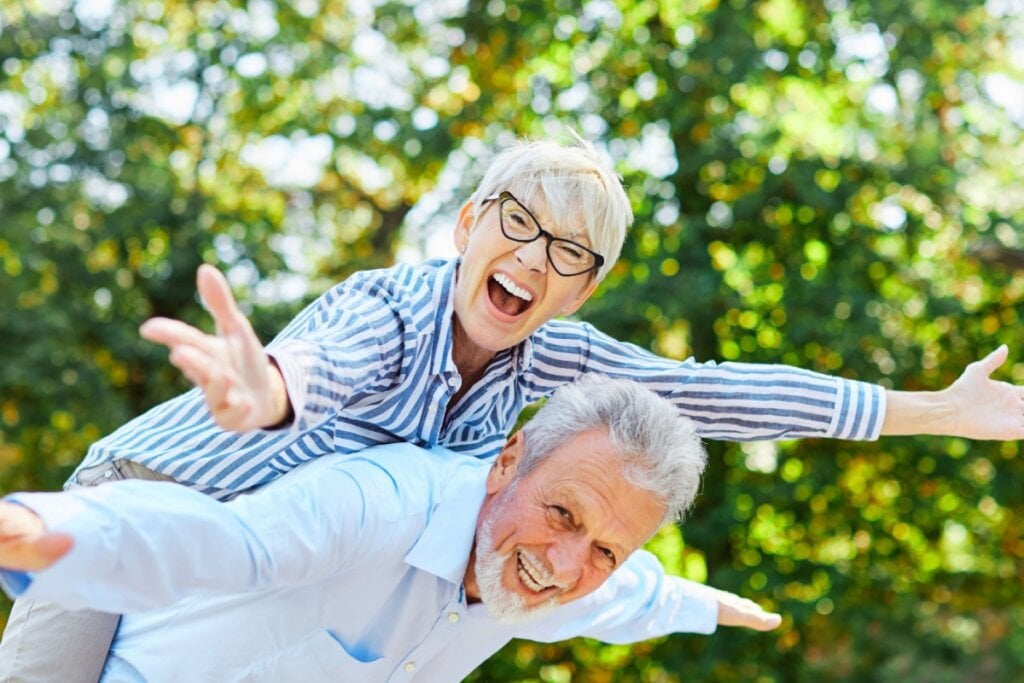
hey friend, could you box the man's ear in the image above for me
[560,278,600,316]
[486,430,524,494]
[453,200,475,254]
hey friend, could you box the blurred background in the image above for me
[2,0,1024,680]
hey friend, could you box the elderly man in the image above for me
[0,377,779,681]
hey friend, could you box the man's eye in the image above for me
[549,505,572,521]
[598,547,617,566]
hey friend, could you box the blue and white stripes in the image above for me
[73,257,884,500]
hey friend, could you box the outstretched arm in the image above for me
[0,455,396,613]
[882,345,1024,440]
[519,549,781,644]
[139,264,291,431]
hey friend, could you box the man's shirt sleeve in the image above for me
[534,320,885,442]
[0,456,403,613]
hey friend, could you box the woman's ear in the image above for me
[454,200,475,254]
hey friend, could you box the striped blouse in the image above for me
[72,258,883,500]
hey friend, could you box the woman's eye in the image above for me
[556,243,586,261]
[508,210,530,228]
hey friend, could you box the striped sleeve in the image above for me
[530,321,884,441]
[266,288,411,433]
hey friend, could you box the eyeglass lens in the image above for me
[498,197,598,275]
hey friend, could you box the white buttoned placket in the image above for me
[386,585,468,682]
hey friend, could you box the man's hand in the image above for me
[0,501,72,572]
[139,265,291,432]
[883,345,1024,440]
[712,587,782,631]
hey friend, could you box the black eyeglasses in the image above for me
[482,191,605,277]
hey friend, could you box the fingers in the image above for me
[0,502,73,572]
[168,345,232,395]
[196,264,247,335]
[0,533,74,572]
[716,593,783,632]
[741,608,782,632]
[194,265,266,368]
[139,318,222,357]
[975,344,1009,376]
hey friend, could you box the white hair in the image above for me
[517,375,706,526]
[468,136,633,281]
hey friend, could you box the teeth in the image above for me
[493,273,533,302]
[517,551,552,593]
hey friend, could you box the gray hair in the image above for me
[468,136,633,282]
[517,375,706,526]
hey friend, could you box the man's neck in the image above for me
[463,545,481,604]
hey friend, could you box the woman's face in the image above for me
[450,195,599,357]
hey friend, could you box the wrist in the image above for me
[881,389,957,437]
[262,358,294,429]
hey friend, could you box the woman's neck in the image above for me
[450,317,496,402]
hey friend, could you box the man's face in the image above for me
[465,428,666,624]
[451,194,600,355]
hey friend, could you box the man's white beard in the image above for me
[475,508,561,625]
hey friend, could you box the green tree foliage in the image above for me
[2,0,1023,679]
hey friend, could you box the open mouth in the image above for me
[516,550,555,594]
[488,273,534,318]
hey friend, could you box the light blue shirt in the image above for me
[3,443,721,682]
[73,258,885,499]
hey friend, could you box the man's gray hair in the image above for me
[468,136,633,282]
[517,375,706,525]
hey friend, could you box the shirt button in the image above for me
[447,612,460,623]
[404,662,416,673]
[447,376,459,388]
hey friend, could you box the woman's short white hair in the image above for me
[516,375,707,526]
[468,136,633,281]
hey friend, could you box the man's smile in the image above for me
[515,549,557,594]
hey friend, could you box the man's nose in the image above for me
[547,536,588,586]
[515,238,548,273]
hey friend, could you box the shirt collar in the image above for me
[403,453,488,585]
[515,334,535,372]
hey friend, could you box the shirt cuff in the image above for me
[828,378,886,441]
[0,568,32,598]
[265,340,314,433]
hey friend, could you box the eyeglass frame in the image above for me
[481,191,605,277]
